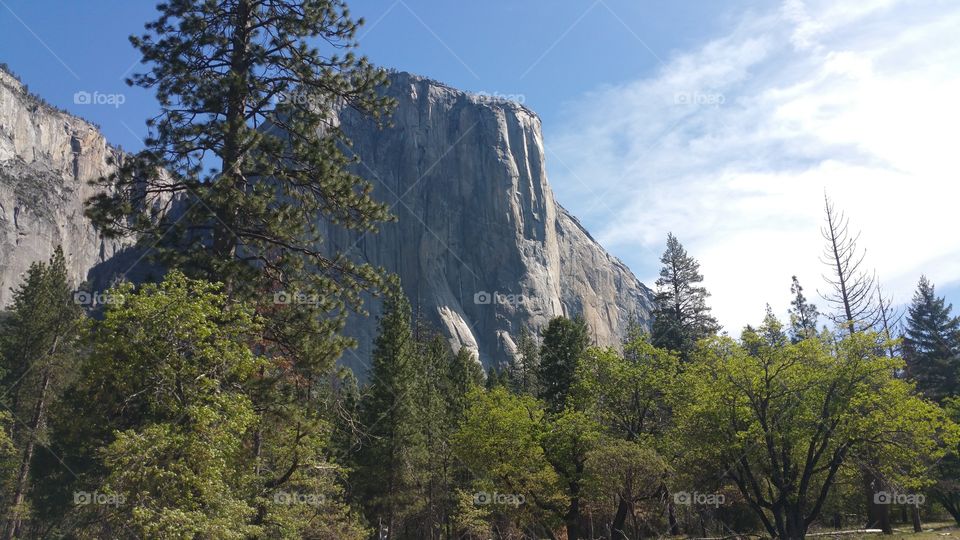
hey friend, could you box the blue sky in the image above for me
[1,0,957,330]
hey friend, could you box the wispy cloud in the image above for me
[549,0,960,332]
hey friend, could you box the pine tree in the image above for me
[0,247,82,539]
[507,326,539,395]
[86,0,395,370]
[356,292,423,538]
[537,316,590,412]
[904,276,960,402]
[650,233,719,360]
[788,276,819,342]
[82,4,399,532]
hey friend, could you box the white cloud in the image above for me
[548,0,960,332]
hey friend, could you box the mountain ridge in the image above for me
[0,65,654,369]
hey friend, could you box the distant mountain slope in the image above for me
[327,72,653,370]
[0,67,653,370]
[0,68,132,307]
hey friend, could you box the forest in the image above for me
[1,1,958,539]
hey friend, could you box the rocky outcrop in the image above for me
[0,69,131,306]
[329,72,653,371]
[0,67,653,371]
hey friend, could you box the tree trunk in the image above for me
[862,467,892,534]
[3,370,51,540]
[565,497,581,540]
[668,497,680,535]
[611,496,630,539]
[911,506,922,533]
[784,506,807,540]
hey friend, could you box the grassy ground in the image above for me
[832,522,960,539]
[882,522,960,539]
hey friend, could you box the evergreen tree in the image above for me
[36,272,367,538]
[650,233,719,360]
[485,365,508,390]
[507,326,539,395]
[537,316,590,412]
[448,348,484,414]
[86,0,394,369]
[0,247,82,539]
[788,275,819,342]
[412,332,453,539]
[356,293,423,538]
[82,3,398,533]
[904,276,960,402]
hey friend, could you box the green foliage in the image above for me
[651,233,719,360]
[537,316,590,412]
[788,275,819,343]
[355,293,423,535]
[507,326,539,396]
[0,246,83,537]
[931,397,960,525]
[85,0,395,371]
[571,340,680,440]
[582,439,671,535]
[673,317,959,539]
[452,387,564,533]
[34,272,367,539]
[60,272,262,537]
[904,276,960,402]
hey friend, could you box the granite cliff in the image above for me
[0,69,131,307]
[328,72,653,369]
[0,67,653,369]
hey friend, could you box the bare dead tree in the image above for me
[819,195,893,534]
[819,196,881,337]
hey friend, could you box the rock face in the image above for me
[0,69,130,307]
[0,67,653,370]
[328,72,654,371]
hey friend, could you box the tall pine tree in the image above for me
[788,275,819,342]
[356,293,423,539]
[0,247,82,539]
[650,233,719,360]
[507,326,539,395]
[904,276,960,402]
[537,316,590,412]
[86,0,395,369]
